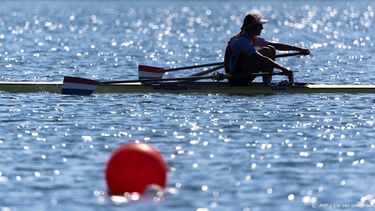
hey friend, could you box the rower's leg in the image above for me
[240,55,261,85]
[258,46,276,85]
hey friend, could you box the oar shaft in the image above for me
[139,52,304,76]
[100,72,287,85]
[166,52,303,72]
[252,72,286,76]
[189,64,224,77]
[275,52,304,58]
[79,53,303,85]
[100,75,215,84]
[166,62,224,72]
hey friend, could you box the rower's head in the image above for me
[241,13,267,35]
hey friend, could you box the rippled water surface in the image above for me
[1,1,375,210]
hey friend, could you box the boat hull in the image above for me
[1,81,375,95]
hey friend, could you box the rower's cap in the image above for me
[241,13,268,31]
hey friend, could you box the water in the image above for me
[0,0,375,210]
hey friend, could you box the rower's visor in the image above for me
[243,19,268,29]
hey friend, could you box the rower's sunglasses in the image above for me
[254,24,263,29]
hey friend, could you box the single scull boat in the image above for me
[1,81,375,95]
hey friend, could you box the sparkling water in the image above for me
[0,1,375,210]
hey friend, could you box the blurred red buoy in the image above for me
[105,142,167,195]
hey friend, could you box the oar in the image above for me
[189,64,224,77]
[273,51,305,58]
[187,52,304,79]
[138,62,223,80]
[62,72,289,95]
[139,52,305,80]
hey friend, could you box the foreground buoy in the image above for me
[105,142,167,195]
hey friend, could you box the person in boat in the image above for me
[224,13,310,86]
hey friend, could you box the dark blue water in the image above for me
[1,1,375,210]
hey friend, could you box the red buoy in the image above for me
[105,142,167,195]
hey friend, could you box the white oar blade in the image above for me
[138,65,165,80]
[62,76,100,95]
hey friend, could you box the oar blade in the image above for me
[138,65,165,80]
[62,76,100,95]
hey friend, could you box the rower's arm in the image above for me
[268,42,310,55]
[255,52,294,83]
[255,52,290,72]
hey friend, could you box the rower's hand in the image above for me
[284,70,294,83]
[300,48,310,55]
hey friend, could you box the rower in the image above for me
[224,13,310,86]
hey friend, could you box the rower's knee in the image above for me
[266,45,276,56]
[259,46,275,59]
